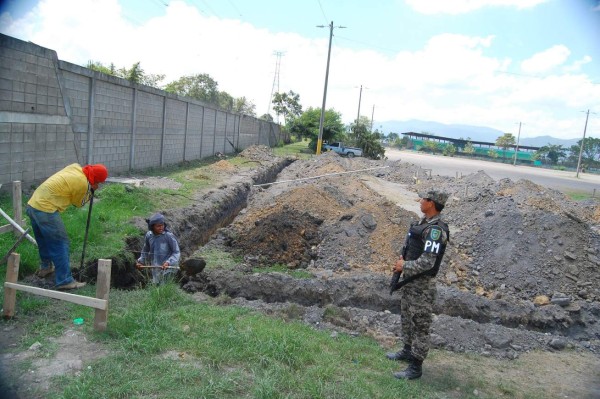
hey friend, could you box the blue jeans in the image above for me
[26,206,74,286]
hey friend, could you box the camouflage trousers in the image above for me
[399,277,436,361]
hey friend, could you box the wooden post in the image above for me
[93,259,112,331]
[3,253,19,318]
[12,181,22,239]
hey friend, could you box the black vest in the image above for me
[404,218,449,277]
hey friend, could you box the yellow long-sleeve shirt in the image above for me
[28,163,92,213]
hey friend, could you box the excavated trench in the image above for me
[77,153,599,358]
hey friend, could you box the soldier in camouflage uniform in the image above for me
[386,190,450,380]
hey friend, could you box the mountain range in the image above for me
[379,120,579,148]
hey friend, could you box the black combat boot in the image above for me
[386,344,413,361]
[393,358,423,380]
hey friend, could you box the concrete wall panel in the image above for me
[0,33,283,187]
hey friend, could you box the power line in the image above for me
[316,0,329,25]
[226,0,242,16]
[316,21,346,155]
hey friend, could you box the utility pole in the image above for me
[354,85,369,138]
[354,85,363,139]
[576,109,591,178]
[513,122,522,166]
[370,104,375,132]
[316,21,345,155]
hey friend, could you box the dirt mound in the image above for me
[182,151,600,357]
[229,208,323,268]
[209,159,237,172]
[239,145,275,162]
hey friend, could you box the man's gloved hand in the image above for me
[135,262,143,270]
[161,262,169,270]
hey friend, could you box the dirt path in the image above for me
[387,148,600,194]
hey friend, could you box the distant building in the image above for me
[399,132,540,163]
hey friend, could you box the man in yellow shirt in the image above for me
[26,163,108,290]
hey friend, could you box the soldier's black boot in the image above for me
[393,358,423,380]
[386,344,413,362]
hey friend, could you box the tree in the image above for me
[442,143,456,157]
[496,133,516,161]
[422,140,439,153]
[164,73,220,104]
[86,61,164,88]
[354,122,385,160]
[387,132,399,146]
[288,107,344,150]
[463,141,475,155]
[272,91,302,125]
[536,144,566,165]
[87,60,113,75]
[233,97,256,116]
[217,91,234,111]
[569,137,600,166]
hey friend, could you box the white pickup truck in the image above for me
[322,142,363,157]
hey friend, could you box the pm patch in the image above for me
[424,226,444,254]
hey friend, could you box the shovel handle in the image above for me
[137,265,180,270]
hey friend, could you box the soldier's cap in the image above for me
[418,190,449,206]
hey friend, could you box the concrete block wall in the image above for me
[0,33,284,188]
[185,103,203,160]
[0,35,79,185]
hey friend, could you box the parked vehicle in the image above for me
[322,142,363,157]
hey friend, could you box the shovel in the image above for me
[80,190,94,269]
[137,265,180,270]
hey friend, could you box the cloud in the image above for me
[0,0,598,139]
[404,0,549,15]
[520,45,571,74]
[564,55,592,72]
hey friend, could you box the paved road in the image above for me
[385,149,600,195]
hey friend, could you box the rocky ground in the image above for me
[4,145,600,398]
[175,146,600,362]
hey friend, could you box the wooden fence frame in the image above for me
[3,253,112,331]
[0,181,36,245]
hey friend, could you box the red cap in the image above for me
[82,164,108,185]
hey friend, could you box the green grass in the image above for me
[565,191,600,201]
[253,263,313,279]
[0,155,249,277]
[195,247,242,270]
[29,284,435,399]
[273,140,315,159]
[1,145,585,398]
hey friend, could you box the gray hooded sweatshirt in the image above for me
[137,213,180,283]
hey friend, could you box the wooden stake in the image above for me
[94,259,112,331]
[3,253,19,318]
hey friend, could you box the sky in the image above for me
[0,0,599,139]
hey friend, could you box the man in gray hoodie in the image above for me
[136,213,181,284]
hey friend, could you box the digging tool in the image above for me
[137,265,180,270]
[0,207,37,245]
[80,190,95,269]
[0,227,31,265]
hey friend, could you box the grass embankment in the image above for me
[0,143,585,398]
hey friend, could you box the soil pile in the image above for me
[186,148,600,358]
